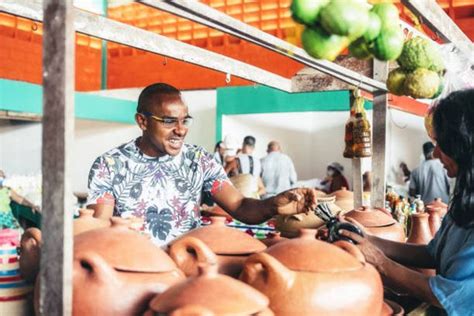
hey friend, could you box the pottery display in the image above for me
[72,217,185,316]
[425,198,448,217]
[344,207,405,242]
[427,207,442,236]
[407,212,432,245]
[146,263,272,315]
[240,229,384,315]
[19,228,42,283]
[73,209,110,236]
[260,232,287,248]
[330,187,354,211]
[168,217,266,278]
[275,195,342,238]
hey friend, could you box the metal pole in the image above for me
[39,0,74,314]
[371,60,389,208]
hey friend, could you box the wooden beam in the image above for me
[371,60,389,209]
[39,0,74,315]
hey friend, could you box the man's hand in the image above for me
[272,188,318,215]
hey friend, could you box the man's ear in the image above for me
[135,113,147,131]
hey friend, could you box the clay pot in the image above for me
[344,207,405,242]
[240,230,384,315]
[73,209,110,236]
[201,205,231,219]
[169,217,266,278]
[331,187,354,212]
[72,217,185,316]
[427,208,442,236]
[407,213,432,244]
[381,299,404,316]
[261,232,287,248]
[426,198,448,217]
[19,228,42,283]
[275,195,342,238]
[146,263,272,315]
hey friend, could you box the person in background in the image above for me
[213,141,225,165]
[341,89,474,315]
[363,171,372,193]
[399,162,411,183]
[0,170,40,229]
[261,141,297,199]
[226,136,265,198]
[87,83,317,246]
[321,162,349,194]
[409,141,450,204]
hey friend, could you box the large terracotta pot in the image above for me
[426,198,448,217]
[72,217,185,316]
[330,187,354,212]
[427,208,442,236]
[407,213,432,244]
[169,217,266,278]
[344,207,405,242]
[240,230,384,315]
[275,195,342,238]
[73,208,110,235]
[145,263,273,315]
[19,228,42,283]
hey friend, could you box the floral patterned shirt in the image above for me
[87,138,229,246]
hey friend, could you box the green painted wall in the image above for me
[216,85,373,141]
[0,79,136,124]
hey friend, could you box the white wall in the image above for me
[0,88,217,193]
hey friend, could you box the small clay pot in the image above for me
[240,230,384,315]
[147,263,272,316]
[381,299,404,316]
[407,213,432,244]
[169,217,266,278]
[330,187,354,212]
[19,228,42,283]
[261,232,287,248]
[73,209,110,236]
[425,198,448,217]
[427,208,442,236]
[344,207,405,242]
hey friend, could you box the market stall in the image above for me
[0,0,473,315]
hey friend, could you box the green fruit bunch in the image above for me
[292,0,405,62]
[386,36,445,99]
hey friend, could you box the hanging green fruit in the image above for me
[371,2,400,31]
[370,27,404,61]
[386,68,407,96]
[349,38,372,59]
[319,0,369,40]
[404,68,441,99]
[290,0,330,26]
[363,12,382,42]
[302,26,349,61]
[397,37,445,72]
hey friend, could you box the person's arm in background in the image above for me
[86,156,115,220]
[408,169,418,197]
[9,189,40,212]
[257,177,266,197]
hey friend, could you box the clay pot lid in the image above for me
[265,229,364,272]
[149,264,269,315]
[426,198,448,210]
[345,206,396,227]
[171,217,266,255]
[331,187,354,200]
[74,217,178,273]
[73,209,110,235]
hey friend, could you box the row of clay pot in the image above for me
[18,210,404,315]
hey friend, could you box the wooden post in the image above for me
[371,60,389,208]
[39,0,74,315]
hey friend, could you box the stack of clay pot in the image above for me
[240,229,386,315]
[274,193,342,238]
[144,262,272,315]
[169,216,266,278]
[330,187,354,212]
[344,206,405,242]
[0,229,33,316]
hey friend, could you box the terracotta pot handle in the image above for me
[169,236,218,277]
[333,240,366,263]
[75,251,119,285]
[21,228,42,247]
[241,252,293,290]
[170,305,215,316]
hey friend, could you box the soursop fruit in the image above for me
[404,68,440,99]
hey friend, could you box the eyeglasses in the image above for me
[141,112,193,128]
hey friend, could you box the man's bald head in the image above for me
[267,141,281,153]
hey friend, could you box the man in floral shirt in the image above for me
[87,83,317,246]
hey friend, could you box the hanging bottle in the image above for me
[343,91,357,158]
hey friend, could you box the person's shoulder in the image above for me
[183,144,213,159]
[92,139,136,164]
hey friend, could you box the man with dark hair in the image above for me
[87,83,316,246]
[409,141,450,203]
